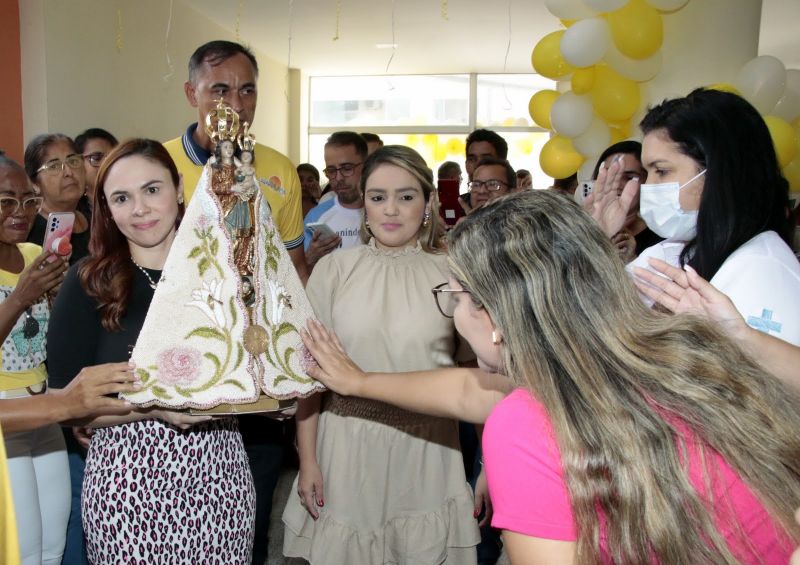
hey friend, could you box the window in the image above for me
[308,73,555,190]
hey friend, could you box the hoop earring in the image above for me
[177,192,185,205]
[492,330,502,345]
[422,211,431,227]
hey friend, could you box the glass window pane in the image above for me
[476,74,555,128]
[310,75,470,127]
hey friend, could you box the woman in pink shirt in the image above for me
[300,189,800,564]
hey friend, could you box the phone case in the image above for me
[43,211,76,260]
[437,179,464,226]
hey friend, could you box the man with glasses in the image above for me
[460,129,509,215]
[469,157,517,210]
[163,40,308,284]
[75,128,118,209]
[304,131,367,270]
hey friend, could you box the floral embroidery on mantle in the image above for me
[123,165,323,410]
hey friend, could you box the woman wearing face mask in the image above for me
[589,89,800,346]
[300,190,800,564]
[24,134,92,265]
[282,146,480,564]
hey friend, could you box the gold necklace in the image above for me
[131,258,164,289]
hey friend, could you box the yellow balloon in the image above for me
[560,19,576,28]
[707,83,742,96]
[609,126,627,144]
[608,0,663,60]
[539,135,584,179]
[528,90,560,130]
[591,66,640,122]
[531,30,575,80]
[571,67,595,94]
[793,117,800,131]
[783,154,800,191]
[764,115,798,168]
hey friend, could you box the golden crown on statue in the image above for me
[204,99,241,144]
[238,121,256,153]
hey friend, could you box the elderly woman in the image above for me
[24,134,91,264]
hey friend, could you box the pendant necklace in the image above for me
[131,258,164,290]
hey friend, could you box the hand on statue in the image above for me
[585,157,639,238]
[57,362,140,421]
[306,231,342,268]
[297,459,325,520]
[300,319,366,396]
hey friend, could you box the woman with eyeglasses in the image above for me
[300,190,799,564]
[24,134,92,265]
[0,153,72,564]
[282,145,481,564]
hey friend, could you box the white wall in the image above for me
[19,0,292,154]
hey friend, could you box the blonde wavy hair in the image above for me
[448,190,800,563]
[358,145,445,253]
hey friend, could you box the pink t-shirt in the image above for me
[484,388,793,562]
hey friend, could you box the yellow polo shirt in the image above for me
[164,135,304,249]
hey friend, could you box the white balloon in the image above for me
[561,18,611,68]
[604,43,662,82]
[572,116,612,156]
[584,0,628,12]
[545,0,597,20]
[772,69,800,122]
[645,0,689,11]
[550,92,594,138]
[734,55,787,114]
[578,158,598,182]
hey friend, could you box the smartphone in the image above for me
[43,211,75,261]
[574,180,594,206]
[306,222,336,240]
[437,179,464,226]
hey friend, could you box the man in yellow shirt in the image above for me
[163,40,308,284]
[163,40,307,564]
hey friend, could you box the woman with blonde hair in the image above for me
[283,145,480,563]
[301,190,800,564]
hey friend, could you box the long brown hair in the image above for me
[79,139,184,331]
[449,190,800,563]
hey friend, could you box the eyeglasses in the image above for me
[0,196,44,217]
[323,162,362,178]
[432,282,471,318]
[36,155,84,175]
[468,179,507,192]
[83,152,107,168]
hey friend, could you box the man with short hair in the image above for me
[304,131,367,269]
[163,40,306,565]
[361,132,383,155]
[468,157,517,209]
[163,40,308,283]
[461,129,509,215]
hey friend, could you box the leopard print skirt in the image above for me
[82,418,255,564]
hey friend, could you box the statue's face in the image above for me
[220,140,234,159]
[241,150,253,165]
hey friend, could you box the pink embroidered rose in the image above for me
[157,346,202,386]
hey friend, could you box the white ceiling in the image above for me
[190,0,800,76]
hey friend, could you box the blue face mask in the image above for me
[639,169,706,240]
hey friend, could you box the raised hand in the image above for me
[585,156,639,238]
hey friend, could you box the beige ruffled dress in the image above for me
[282,240,479,564]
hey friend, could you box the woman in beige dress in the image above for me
[282,145,480,564]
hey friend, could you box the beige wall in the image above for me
[19,0,292,155]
